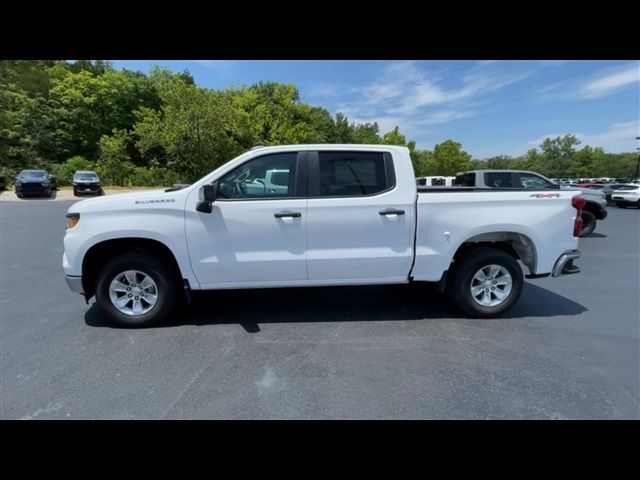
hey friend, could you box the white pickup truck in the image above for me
[63,145,584,327]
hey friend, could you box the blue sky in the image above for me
[112,60,639,159]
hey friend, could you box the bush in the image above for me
[123,166,183,187]
[55,156,96,185]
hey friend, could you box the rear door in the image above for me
[306,150,414,281]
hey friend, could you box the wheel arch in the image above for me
[450,231,537,275]
[82,237,186,300]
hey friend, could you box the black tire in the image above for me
[17,193,23,199]
[73,189,79,196]
[578,211,597,237]
[95,252,177,328]
[447,247,524,318]
[617,203,626,208]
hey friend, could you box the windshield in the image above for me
[19,170,47,179]
[74,172,98,181]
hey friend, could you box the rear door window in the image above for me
[517,172,555,189]
[485,172,515,188]
[314,151,392,197]
[454,173,475,186]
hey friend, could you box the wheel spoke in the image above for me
[111,280,129,293]
[493,289,507,300]
[132,299,143,315]
[488,265,500,278]
[481,291,491,305]
[471,285,485,296]
[142,293,158,306]
[140,275,154,290]
[124,271,136,285]
[115,295,130,308]
[475,269,487,281]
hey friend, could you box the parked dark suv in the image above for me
[73,170,103,196]
[14,170,55,198]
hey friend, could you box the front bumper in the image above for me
[73,183,101,193]
[552,249,581,277]
[16,184,50,195]
[65,275,84,295]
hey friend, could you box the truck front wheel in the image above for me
[95,252,177,328]
[448,247,524,318]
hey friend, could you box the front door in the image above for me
[186,152,308,287]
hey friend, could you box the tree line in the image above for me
[1,60,637,186]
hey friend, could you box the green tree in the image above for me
[97,130,135,185]
[538,134,581,177]
[431,140,472,175]
[351,122,380,144]
[382,126,407,146]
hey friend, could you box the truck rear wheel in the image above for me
[95,252,176,328]
[578,211,596,237]
[448,247,524,318]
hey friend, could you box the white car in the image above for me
[63,145,584,327]
[611,184,640,208]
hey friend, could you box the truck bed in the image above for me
[411,189,580,281]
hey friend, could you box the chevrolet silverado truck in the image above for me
[63,145,584,327]
[454,169,607,237]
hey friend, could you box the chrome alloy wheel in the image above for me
[109,270,158,316]
[470,264,513,307]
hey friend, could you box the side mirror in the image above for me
[196,183,217,214]
[201,183,217,202]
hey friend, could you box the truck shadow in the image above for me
[84,282,587,331]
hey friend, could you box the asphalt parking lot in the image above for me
[1,199,638,419]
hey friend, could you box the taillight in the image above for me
[572,196,585,237]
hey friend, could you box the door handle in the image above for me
[379,208,405,216]
[274,211,302,218]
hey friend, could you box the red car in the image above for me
[576,183,605,189]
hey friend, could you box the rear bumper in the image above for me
[65,275,84,295]
[591,203,608,220]
[552,249,581,277]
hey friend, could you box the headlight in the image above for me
[73,182,78,186]
[66,212,80,229]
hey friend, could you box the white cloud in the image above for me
[578,120,640,151]
[535,62,639,102]
[577,63,640,99]
[328,61,531,144]
[422,110,476,125]
[527,120,640,152]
